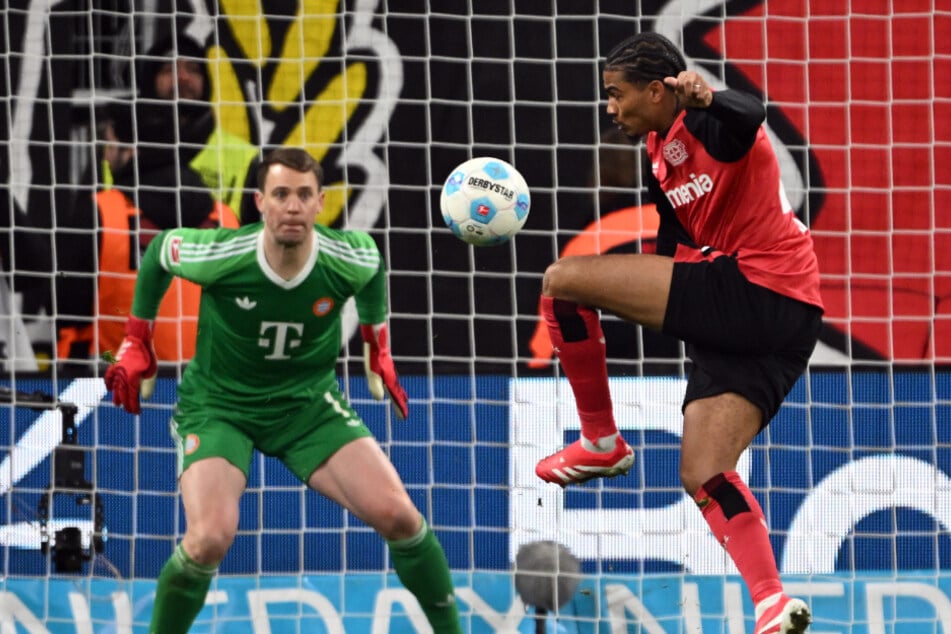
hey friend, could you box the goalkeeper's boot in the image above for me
[535,436,634,486]
[754,593,811,634]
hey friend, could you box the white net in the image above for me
[0,0,948,632]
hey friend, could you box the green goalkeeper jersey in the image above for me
[132,222,387,416]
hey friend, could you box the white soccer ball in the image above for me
[439,157,531,246]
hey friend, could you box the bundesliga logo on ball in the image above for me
[440,157,531,246]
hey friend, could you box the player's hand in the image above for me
[361,323,408,420]
[664,71,712,108]
[104,316,158,415]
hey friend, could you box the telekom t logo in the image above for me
[258,321,304,359]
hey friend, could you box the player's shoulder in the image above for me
[230,222,265,238]
[313,222,375,245]
[160,222,260,267]
[313,224,380,268]
[170,220,260,239]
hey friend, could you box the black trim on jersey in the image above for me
[683,89,765,163]
[645,168,696,257]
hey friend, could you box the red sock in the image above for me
[695,471,783,604]
[541,295,617,442]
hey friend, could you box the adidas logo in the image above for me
[434,594,456,608]
[236,297,257,310]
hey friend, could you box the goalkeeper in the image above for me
[104,147,461,633]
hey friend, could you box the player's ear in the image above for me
[652,78,670,99]
[254,189,265,212]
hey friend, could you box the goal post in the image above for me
[0,1,949,632]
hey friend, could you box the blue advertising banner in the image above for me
[2,572,951,632]
[1,370,949,632]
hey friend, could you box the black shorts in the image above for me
[662,254,823,425]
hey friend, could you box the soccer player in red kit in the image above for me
[534,32,821,634]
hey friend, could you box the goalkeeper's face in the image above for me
[256,164,325,247]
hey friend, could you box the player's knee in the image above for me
[186,534,234,565]
[542,258,575,297]
[371,501,422,542]
[183,521,238,564]
[680,471,702,498]
[680,463,713,498]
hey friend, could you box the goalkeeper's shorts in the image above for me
[662,253,823,426]
[170,385,373,482]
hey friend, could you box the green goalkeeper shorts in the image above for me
[169,385,373,483]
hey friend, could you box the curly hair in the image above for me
[604,32,687,84]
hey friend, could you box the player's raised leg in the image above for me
[309,437,462,633]
[533,294,634,485]
[535,253,673,486]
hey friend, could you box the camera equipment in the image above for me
[514,540,582,634]
[2,387,107,573]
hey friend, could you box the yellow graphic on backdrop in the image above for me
[207,0,368,226]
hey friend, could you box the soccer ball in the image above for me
[439,157,530,246]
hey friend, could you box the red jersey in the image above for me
[646,90,823,310]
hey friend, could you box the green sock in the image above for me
[388,519,462,633]
[149,543,217,634]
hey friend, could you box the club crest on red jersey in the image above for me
[663,139,689,166]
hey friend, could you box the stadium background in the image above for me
[1,0,950,632]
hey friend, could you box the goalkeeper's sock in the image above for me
[388,518,462,633]
[541,296,618,446]
[149,543,218,634]
[695,472,783,604]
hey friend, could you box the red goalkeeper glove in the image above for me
[104,316,158,415]
[361,323,408,420]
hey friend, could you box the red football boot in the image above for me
[535,436,634,486]
[755,593,811,634]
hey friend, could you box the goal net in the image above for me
[1,0,948,632]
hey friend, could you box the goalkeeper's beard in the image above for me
[273,225,312,248]
[275,235,306,248]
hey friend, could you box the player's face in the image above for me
[603,69,668,138]
[257,165,324,247]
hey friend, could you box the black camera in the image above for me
[51,526,87,573]
[3,388,108,574]
[37,448,107,574]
